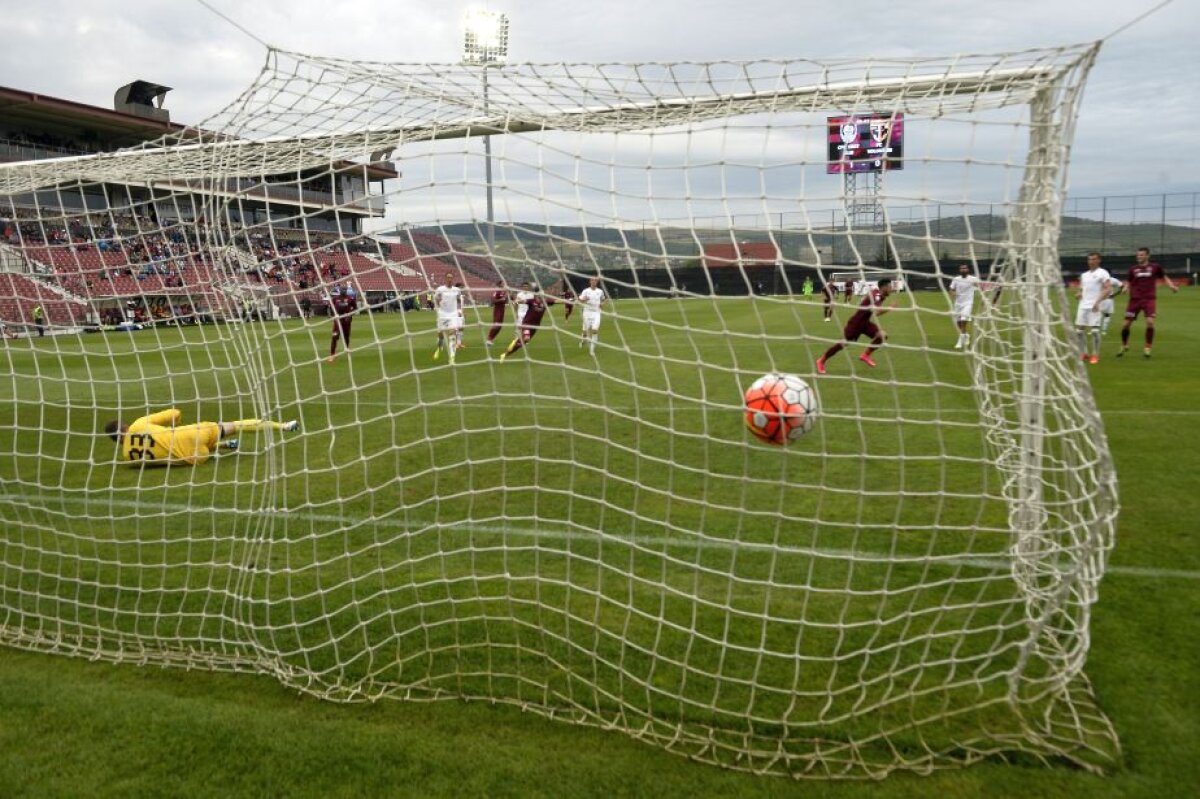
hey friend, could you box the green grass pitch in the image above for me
[1,288,1197,796]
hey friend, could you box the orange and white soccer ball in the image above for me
[743,373,818,445]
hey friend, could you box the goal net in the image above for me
[0,43,1120,778]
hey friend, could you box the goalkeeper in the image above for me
[104,409,299,466]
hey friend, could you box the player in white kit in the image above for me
[577,277,606,355]
[1075,252,1112,365]
[513,282,533,328]
[948,264,980,350]
[1099,276,1122,335]
[431,272,463,364]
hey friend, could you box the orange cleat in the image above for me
[858,353,877,368]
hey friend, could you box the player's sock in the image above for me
[1120,328,1129,347]
[1145,328,1155,348]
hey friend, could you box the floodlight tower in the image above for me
[462,7,509,253]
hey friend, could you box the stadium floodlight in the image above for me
[462,7,509,65]
[462,8,509,252]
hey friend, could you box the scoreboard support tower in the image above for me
[837,170,884,264]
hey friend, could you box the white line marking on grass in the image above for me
[293,399,1200,417]
[2,492,1195,581]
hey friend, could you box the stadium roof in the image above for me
[0,85,184,142]
[0,85,397,180]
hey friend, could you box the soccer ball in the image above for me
[743,373,818,445]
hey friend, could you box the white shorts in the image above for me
[582,311,601,332]
[1075,306,1102,329]
[1098,298,1114,315]
[952,306,972,323]
[437,313,462,332]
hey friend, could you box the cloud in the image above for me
[1,0,1197,211]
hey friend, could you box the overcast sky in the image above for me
[2,0,1197,224]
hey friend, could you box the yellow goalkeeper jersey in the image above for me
[119,409,221,466]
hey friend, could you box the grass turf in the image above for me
[1,288,1197,796]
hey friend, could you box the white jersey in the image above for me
[949,275,979,310]
[515,290,533,324]
[1078,268,1112,308]
[578,287,605,312]
[434,285,461,316]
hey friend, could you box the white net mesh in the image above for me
[0,43,1120,777]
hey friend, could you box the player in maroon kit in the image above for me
[1118,247,1179,358]
[485,281,509,350]
[561,284,576,321]
[499,288,555,361]
[326,282,358,364]
[821,281,835,322]
[815,281,893,374]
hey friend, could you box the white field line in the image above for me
[1,492,1195,582]
[306,400,1200,417]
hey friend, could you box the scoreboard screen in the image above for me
[827,113,904,174]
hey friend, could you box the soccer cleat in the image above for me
[815,357,826,375]
[326,355,336,364]
[221,438,239,451]
[282,420,299,432]
[858,353,877,368]
[499,351,508,362]
[823,317,831,322]
[1116,347,1128,358]
[1089,355,1099,365]
[1080,352,1089,362]
[954,339,963,351]
[1143,349,1152,359]
[432,347,441,361]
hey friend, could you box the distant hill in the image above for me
[385,214,1198,264]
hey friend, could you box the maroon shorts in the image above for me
[332,317,353,338]
[1124,298,1156,320]
[843,319,880,341]
[492,306,506,323]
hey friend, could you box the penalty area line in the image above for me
[2,492,1197,582]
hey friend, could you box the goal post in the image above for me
[0,42,1120,778]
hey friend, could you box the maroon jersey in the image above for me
[847,287,883,327]
[523,295,552,327]
[490,289,508,322]
[1125,262,1164,302]
[331,291,358,317]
